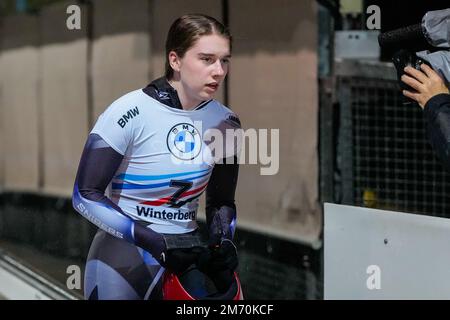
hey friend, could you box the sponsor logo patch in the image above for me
[167,123,202,160]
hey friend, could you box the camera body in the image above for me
[378,9,450,104]
[392,49,431,104]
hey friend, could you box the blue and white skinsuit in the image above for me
[72,77,241,300]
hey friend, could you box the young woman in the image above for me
[72,14,241,300]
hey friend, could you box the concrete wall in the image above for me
[91,0,151,120]
[40,2,89,196]
[0,23,3,193]
[1,15,40,192]
[230,0,320,244]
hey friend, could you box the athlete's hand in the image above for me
[208,206,235,247]
[160,247,205,274]
[197,239,238,293]
[134,224,207,274]
[402,64,449,109]
[210,239,238,271]
[198,239,238,273]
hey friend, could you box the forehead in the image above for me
[188,34,230,56]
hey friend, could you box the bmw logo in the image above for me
[167,123,202,160]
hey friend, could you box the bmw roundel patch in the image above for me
[167,123,202,160]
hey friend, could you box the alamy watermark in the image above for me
[366,5,381,30]
[366,264,381,290]
[66,5,81,30]
[167,121,279,176]
[66,264,81,290]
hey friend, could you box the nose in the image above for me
[212,59,226,77]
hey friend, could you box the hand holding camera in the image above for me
[401,63,449,108]
[378,9,450,107]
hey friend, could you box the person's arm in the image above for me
[401,64,450,169]
[72,134,166,262]
[200,156,239,288]
[423,94,450,170]
[205,157,239,246]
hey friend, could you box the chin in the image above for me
[200,92,215,100]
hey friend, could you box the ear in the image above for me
[168,51,181,73]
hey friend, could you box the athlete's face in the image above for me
[169,34,231,108]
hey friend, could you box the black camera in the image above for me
[378,9,450,105]
[391,49,431,105]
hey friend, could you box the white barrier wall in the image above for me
[325,203,450,299]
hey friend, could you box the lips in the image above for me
[206,83,219,90]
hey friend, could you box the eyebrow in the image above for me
[198,53,232,58]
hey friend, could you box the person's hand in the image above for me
[210,239,239,272]
[208,206,235,247]
[158,232,208,273]
[198,239,238,273]
[197,239,238,293]
[401,64,449,109]
[160,247,205,274]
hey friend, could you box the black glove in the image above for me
[208,206,235,247]
[211,239,238,271]
[160,247,205,274]
[158,232,208,274]
[198,239,238,273]
[134,223,208,274]
[197,239,238,293]
[203,206,238,291]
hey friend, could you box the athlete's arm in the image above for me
[201,157,239,277]
[72,133,166,259]
[424,93,450,170]
[205,156,239,245]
